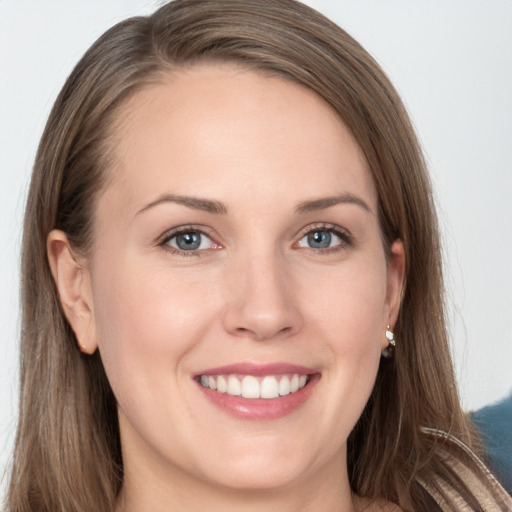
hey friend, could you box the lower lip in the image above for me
[197,375,320,420]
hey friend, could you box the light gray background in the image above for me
[1,0,511,489]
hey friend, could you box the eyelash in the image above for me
[158,223,353,257]
[295,223,353,255]
[159,225,219,257]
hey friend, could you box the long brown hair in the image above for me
[6,1,507,510]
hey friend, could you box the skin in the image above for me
[48,64,404,512]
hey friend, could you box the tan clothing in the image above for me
[419,428,512,511]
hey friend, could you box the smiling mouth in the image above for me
[198,374,310,399]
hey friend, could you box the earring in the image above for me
[382,325,395,358]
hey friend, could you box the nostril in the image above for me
[233,324,294,342]
[234,327,266,341]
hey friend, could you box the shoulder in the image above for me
[470,394,512,494]
[420,427,512,511]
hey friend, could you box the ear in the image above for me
[47,230,98,355]
[383,239,405,345]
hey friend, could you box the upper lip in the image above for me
[195,362,317,377]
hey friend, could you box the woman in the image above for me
[6,0,512,510]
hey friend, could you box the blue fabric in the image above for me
[470,392,512,495]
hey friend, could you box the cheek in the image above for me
[285,256,388,456]
[304,254,387,388]
[90,257,219,394]
[301,255,388,350]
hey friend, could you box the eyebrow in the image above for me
[295,193,372,214]
[136,194,228,216]
[136,192,371,217]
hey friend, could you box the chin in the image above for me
[201,462,306,493]
[190,436,325,493]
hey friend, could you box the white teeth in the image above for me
[290,374,300,393]
[278,375,291,396]
[261,376,279,398]
[227,375,242,396]
[200,373,309,399]
[216,375,227,393]
[241,376,260,398]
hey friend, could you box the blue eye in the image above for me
[167,231,215,251]
[297,228,345,250]
[307,231,332,249]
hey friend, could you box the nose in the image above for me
[222,252,303,341]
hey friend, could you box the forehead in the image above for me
[101,63,376,213]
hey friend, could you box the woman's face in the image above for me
[62,65,403,496]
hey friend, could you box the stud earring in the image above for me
[386,326,395,346]
[382,325,395,358]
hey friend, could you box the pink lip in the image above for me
[195,362,320,421]
[195,362,317,377]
